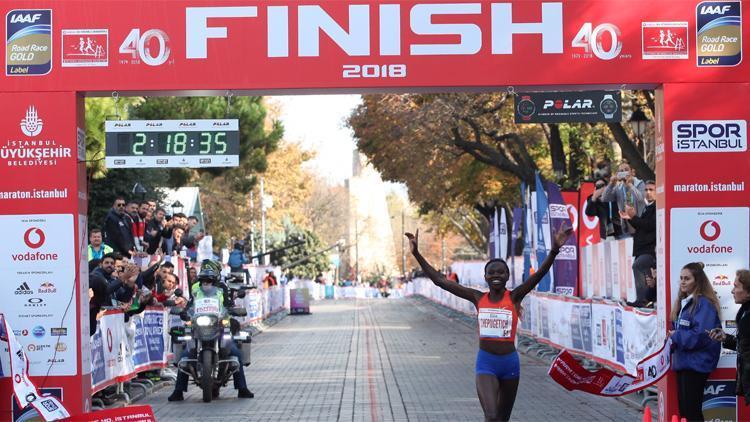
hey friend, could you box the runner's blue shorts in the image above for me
[475,349,520,380]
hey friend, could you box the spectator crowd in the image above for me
[88,197,207,335]
[585,160,657,308]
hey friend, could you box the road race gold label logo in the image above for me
[5,9,52,75]
[696,1,742,66]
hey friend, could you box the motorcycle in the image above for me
[169,283,253,403]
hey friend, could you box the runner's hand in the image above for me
[708,328,726,342]
[404,230,419,254]
[553,225,573,250]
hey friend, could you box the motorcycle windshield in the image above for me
[194,297,222,316]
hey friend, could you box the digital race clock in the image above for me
[105,119,240,168]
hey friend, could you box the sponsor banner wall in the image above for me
[670,207,749,368]
[657,82,750,420]
[580,238,637,302]
[410,278,657,375]
[0,91,88,416]
[0,214,77,376]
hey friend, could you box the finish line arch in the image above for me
[0,1,748,419]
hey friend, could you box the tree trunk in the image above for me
[547,124,566,179]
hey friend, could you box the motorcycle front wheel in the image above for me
[201,349,214,403]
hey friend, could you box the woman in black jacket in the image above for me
[709,269,750,405]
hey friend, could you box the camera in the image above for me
[617,171,629,180]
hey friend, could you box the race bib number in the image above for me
[195,298,221,314]
[478,308,513,339]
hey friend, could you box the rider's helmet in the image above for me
[197,259,222,284]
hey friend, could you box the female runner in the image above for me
[405,226,572,422]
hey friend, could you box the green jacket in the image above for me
[88,243,113,261]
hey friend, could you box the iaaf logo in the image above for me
[184,4,621,61]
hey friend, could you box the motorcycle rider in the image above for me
[168,262,254,401]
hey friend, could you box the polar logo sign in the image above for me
[23,227,45,248]
[543,99,594,110]
[700,220,721,241]
[185,3,565,59]
[672,120,747,152]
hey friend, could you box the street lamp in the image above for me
[628,104,651,165]
[132,182,147,201]
[628,106,650,139]
[171,200,184,215]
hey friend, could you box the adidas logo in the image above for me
[15,282,32,295]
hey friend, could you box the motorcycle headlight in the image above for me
[196,316,213,327]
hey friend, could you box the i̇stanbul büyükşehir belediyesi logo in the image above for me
[20,105,42,136]
[0,106,72,167]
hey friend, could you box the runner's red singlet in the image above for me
[476,291,518,342]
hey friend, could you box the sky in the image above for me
[268,94,362,185]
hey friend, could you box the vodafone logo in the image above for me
[687,219,732,254]
[106,328,113,353]
[565,204,579,232]
[12,226,58,262]
[14,374,21,384]
[699,220,720,241]
[23,227,45,248]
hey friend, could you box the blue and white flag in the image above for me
[535,172,552,292]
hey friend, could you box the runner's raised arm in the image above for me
[405,230,482,305]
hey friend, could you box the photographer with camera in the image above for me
[601,161,646,236]
[620,180,657,307]
[585,178,623,239]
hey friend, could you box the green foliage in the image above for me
[84,96,283,246]
[85,97,143,178]
[88,169,169,230]
[268,219,330,280]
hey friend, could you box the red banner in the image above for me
[1,1,749,93]
[577,182,600,247]
[72,405,156,422]
[548,339,671,397]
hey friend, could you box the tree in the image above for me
[267,219,330,279]
[85,97,172,227]
[86,96,284,248]
[260,141,316,234]
[347,92,652,224]
[304,178,348,249]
